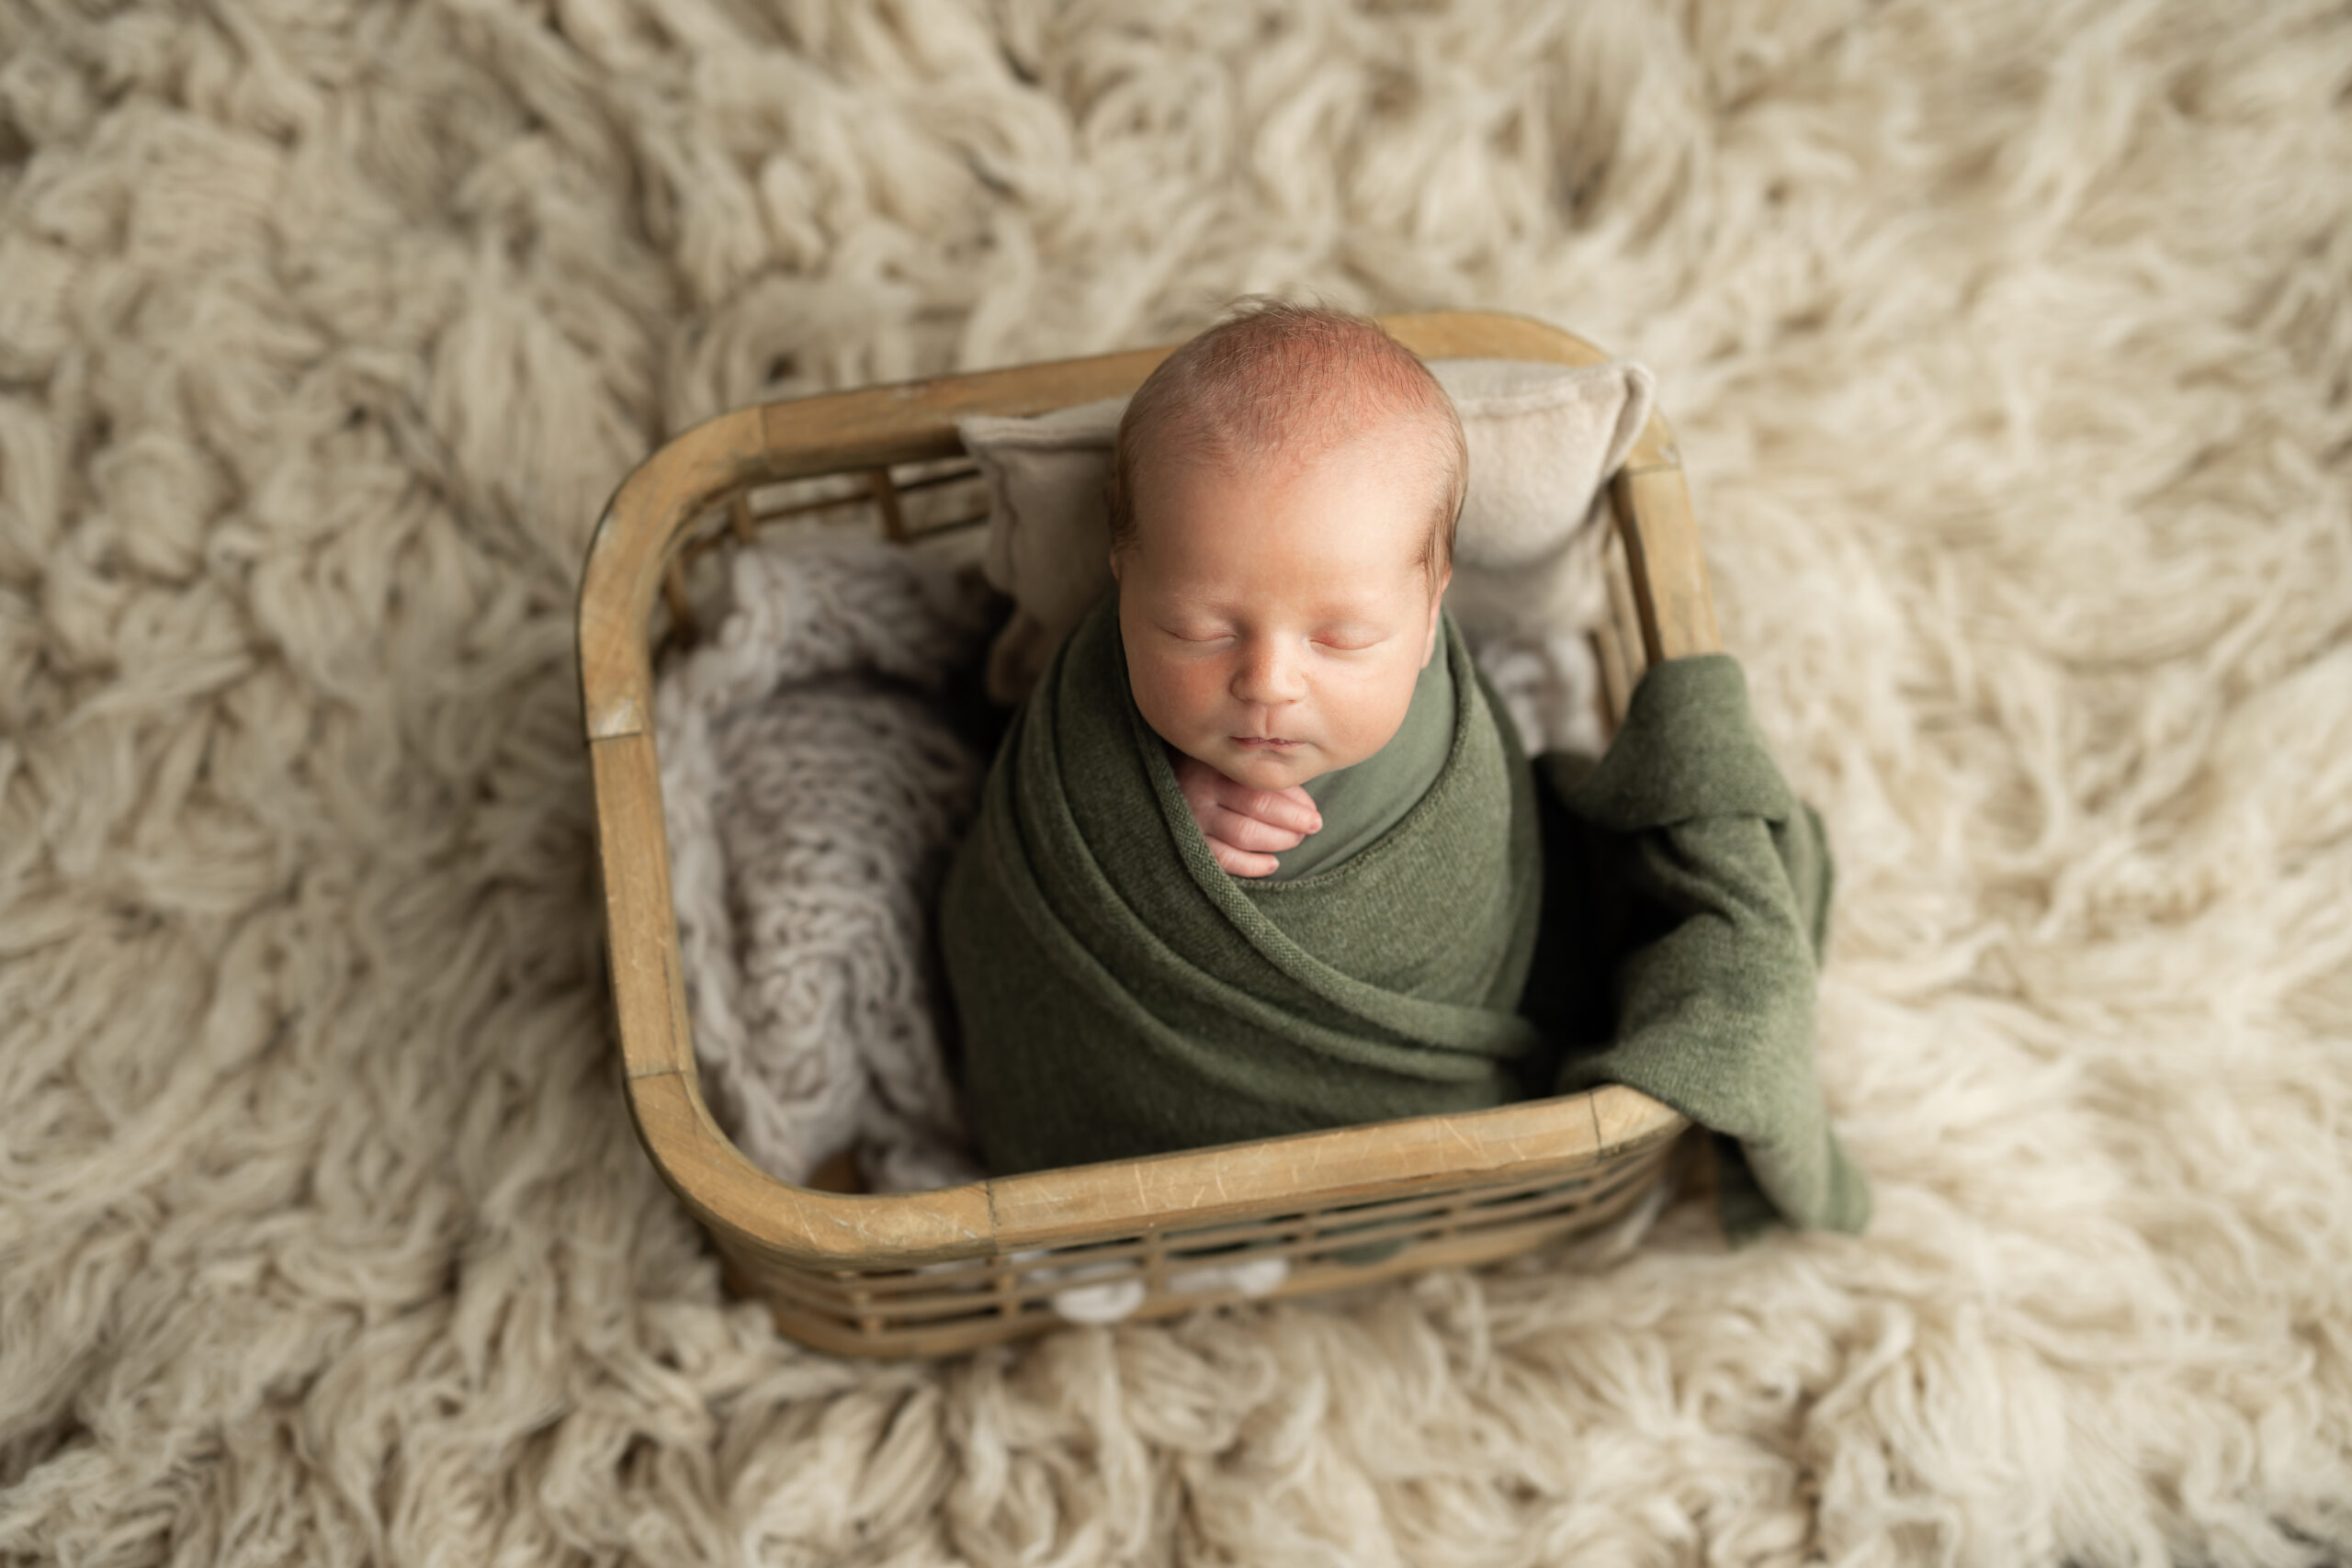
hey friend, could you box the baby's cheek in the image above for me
[1166,660,1237,736]
[1329,661,1421,761]
[1132,652,1227,741]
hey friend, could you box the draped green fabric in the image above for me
[940,596,1870,1237]
[1523,660,1871,1236]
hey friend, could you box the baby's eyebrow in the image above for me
[1306,600,1395,626]
[1148,582,1396,626]
[1154,593,1238,619]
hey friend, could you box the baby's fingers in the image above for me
[1206,806,1309,854]
[1214,778,1322,835]
[1205,836,1281,877]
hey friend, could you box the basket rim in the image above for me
[578,310,1714,1270]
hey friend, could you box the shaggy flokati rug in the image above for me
[4,1,2349,1562]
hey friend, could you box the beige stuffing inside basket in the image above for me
[961,356,1656,702]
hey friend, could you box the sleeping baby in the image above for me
[941,303,1870,1236]
[1110,302,1472,883]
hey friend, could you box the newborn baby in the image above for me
[943,302,1549,1175]
[941,303,1867,1236]
[1106,302,1472,881]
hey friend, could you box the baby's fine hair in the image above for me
[1104,300,1469,579]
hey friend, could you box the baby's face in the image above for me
[1114,426,1449,794]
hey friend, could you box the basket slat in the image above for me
[1611,462,1717,664]
[725,1156,1673,1359]
[983,1082,1668,1252]
[589,730,694,1082]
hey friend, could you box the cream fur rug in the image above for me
[3,1,2349,1562]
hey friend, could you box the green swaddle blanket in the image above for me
[1526,662,1871,1236]
[1264,626,1456,882]
[940,595,1871,1237]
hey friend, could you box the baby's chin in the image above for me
[1204,739,1330,792]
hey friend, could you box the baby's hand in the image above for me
[1170,750,1322,877]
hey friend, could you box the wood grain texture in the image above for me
[629,1072,998,1264]
[984,1089,1679,1253]
[734,1144,1678,1359]
[1379,310,1609,365]
[580,407,772,740]
[588,730,694,1081]
[1611,463,1721,662]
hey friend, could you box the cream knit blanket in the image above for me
[653,537,996,1194]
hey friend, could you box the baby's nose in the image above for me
[1230,638,1307,705]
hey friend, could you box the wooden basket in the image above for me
[578,311,1720,1358]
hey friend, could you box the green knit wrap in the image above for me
[1527,660,1872,1236]
[940,596,1871,1237]
[944,600,1546,1175]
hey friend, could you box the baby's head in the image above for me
[1106,302,1466,793]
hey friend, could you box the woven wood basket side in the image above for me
[578,312,1717,1355]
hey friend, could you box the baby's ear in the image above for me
[1422,568,1452,664]
[1107,551,1123,583]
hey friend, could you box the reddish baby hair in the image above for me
[1105,300,1468,581]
